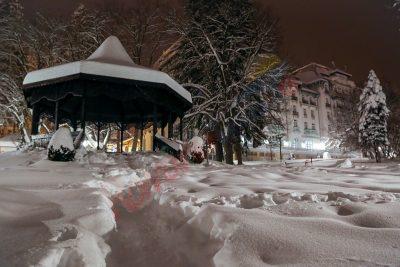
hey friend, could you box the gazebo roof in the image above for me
[23,36,192,104]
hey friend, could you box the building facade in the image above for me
[281,63,357,153]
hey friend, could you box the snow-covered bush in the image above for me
[188,136,204,164]
[48,127,75,162]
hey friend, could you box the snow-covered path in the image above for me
[0,151,400,266]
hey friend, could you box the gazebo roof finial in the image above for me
[87,36,135,67]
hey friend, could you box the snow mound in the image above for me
[188,136,204,163]
[189,136,204,154]
[87,151,116,165]
[340,158,353,168]
[85,166,151,196]
[48,127,75,162]
[48,127,74,151]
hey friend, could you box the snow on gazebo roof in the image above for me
[23,36,192,103]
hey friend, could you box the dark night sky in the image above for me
[22,0,400,88]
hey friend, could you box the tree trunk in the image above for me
[375,146,381,163]
[225,124,235,165]
[215,141,224,162]
[214,127,224,162]
[234,141,243,165]
[21,125,31,144]
[225,141,234,165]
[103,128,111,149]
[368,150,375,160]
[39,120,50,134]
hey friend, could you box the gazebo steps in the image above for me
[154,134,183,161]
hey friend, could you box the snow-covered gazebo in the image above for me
[23,36,192,152]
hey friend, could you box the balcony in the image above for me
[303,129,319,137]
[293,126,301,133]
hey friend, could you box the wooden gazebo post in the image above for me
[179,115,184,141]
[118,123,125,153]
[54,100,59,130]
[153,105,158,151]
[80,95,86,133]
[168,112,173,139]
[31,104,39,135]
[71,117,78,132]
[140,121,144,152]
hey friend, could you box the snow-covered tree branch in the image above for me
[161,0,287,164]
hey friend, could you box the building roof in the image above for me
[291,63,352,85]
[23,36,192,104]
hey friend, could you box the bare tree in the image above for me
[328,89,361,153]
[112,1,167,66]
[0,73,30,143]
[162,0,286,164]
[0,0,32,143]
[61,4,109,62]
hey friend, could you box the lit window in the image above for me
[292,138,299,148]
[306,140,312,150]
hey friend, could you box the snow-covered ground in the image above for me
[0,149,150,266]
[1,150,400,266]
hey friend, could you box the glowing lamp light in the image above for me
[313,141,326,151]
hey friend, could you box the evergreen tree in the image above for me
[359,70,390,162]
